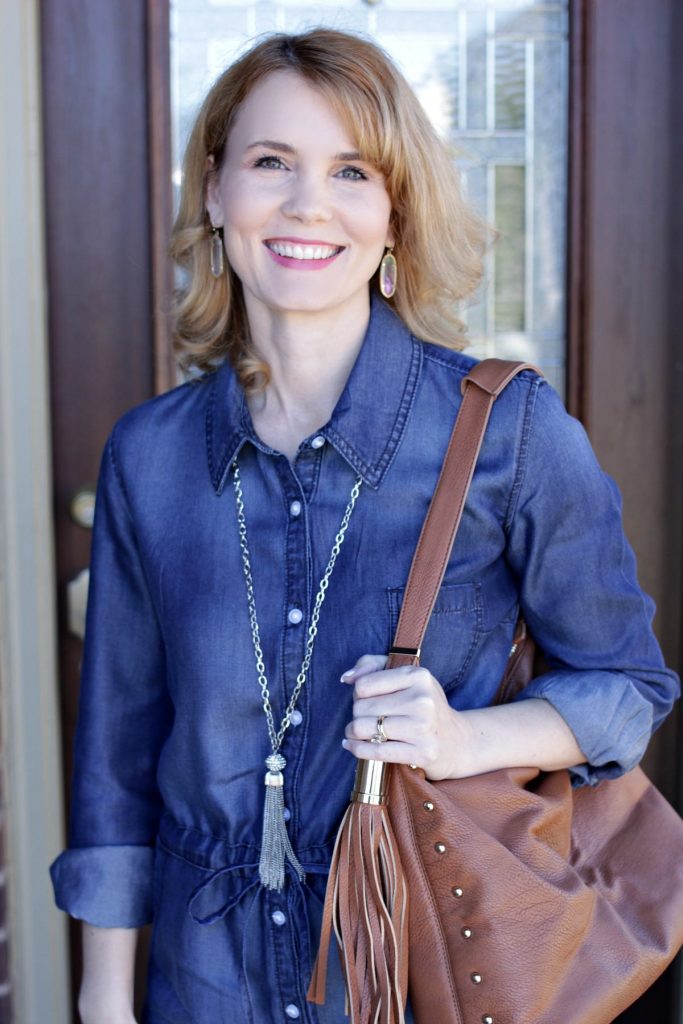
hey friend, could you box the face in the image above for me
[205,71,394,325]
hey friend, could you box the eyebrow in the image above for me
[245,140,362,161]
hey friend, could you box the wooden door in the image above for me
[40,0,172,1013]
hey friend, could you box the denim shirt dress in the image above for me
[50,295,680,1024]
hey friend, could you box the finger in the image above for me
[345,715,415,744]
[340,654,388,683]
[352,665,427,699]
[341,736,423,767]
[351,689,419,719]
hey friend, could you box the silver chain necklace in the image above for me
[231,459,363,890]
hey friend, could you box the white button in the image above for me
[290,709,303,727]
[285,1006,300,1019]
[289,500,302,517]
[283,807,291,822]
[271,910,286,927]
[311,435,325,449]
[288,607,303,625]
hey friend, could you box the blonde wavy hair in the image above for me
[171,28,489,391]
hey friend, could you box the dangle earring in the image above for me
[210,226,224,278]
[379,246,397,299]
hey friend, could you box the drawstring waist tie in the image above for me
[157,812,333,925]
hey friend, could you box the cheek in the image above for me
[220,173,282,232]
[219,187,271,267]
[348,193,393,246]
[220,185,258,234]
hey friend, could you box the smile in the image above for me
[265,240,344,261]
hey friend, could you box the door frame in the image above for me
[0,1,70,1021]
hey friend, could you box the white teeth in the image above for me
[267,241,341,260]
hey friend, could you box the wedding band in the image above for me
[370,715,388,744]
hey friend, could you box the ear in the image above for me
[385,218,395,250]
[205,155,224,228]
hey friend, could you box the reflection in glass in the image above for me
[495,42,525,130]
[495,165,526,333]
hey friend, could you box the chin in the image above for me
[263,293,351,316]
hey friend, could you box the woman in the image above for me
[50,28,679,1024]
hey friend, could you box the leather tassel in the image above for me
[308,762,409,1023]
[259,755,305,891]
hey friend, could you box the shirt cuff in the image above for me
[50,845,155,927]
[513,671,654,787]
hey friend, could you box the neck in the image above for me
[244,292,371,435]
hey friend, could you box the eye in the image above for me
[336,165,369,181]
[252,154,288,170]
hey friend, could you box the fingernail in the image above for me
[340,669,355,682]
[341,739,349,749]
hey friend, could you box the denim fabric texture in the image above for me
[50,295,679,1023]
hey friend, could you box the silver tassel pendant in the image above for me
[259,753,305,891]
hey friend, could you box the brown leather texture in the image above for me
[389,635,683,1023]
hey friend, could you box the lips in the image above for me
[265,240,345,261]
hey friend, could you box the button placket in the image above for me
[291,445,321,505]
[280,435,324,837]
[267,889,303,1023]
[284,867,316,1024]
[274,460,311,841]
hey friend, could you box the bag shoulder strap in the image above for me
[387,358,541,669]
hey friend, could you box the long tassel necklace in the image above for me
[231,459,363,891]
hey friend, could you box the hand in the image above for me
[341,654,475,781]
[79,923,138,1024]
[342,654,588,780]
[79,1004,137,1024]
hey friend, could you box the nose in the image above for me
[280,171,332,224]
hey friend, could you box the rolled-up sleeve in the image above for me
[504,379,680,786]
[50,428,173,926]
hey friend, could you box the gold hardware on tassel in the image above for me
[351,758,388,805]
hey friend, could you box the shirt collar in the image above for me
[206,293,423,494]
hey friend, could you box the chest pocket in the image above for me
[386,581,483,693]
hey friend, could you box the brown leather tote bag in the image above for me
[389,662,683,1023]
[309,360,683,1024]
